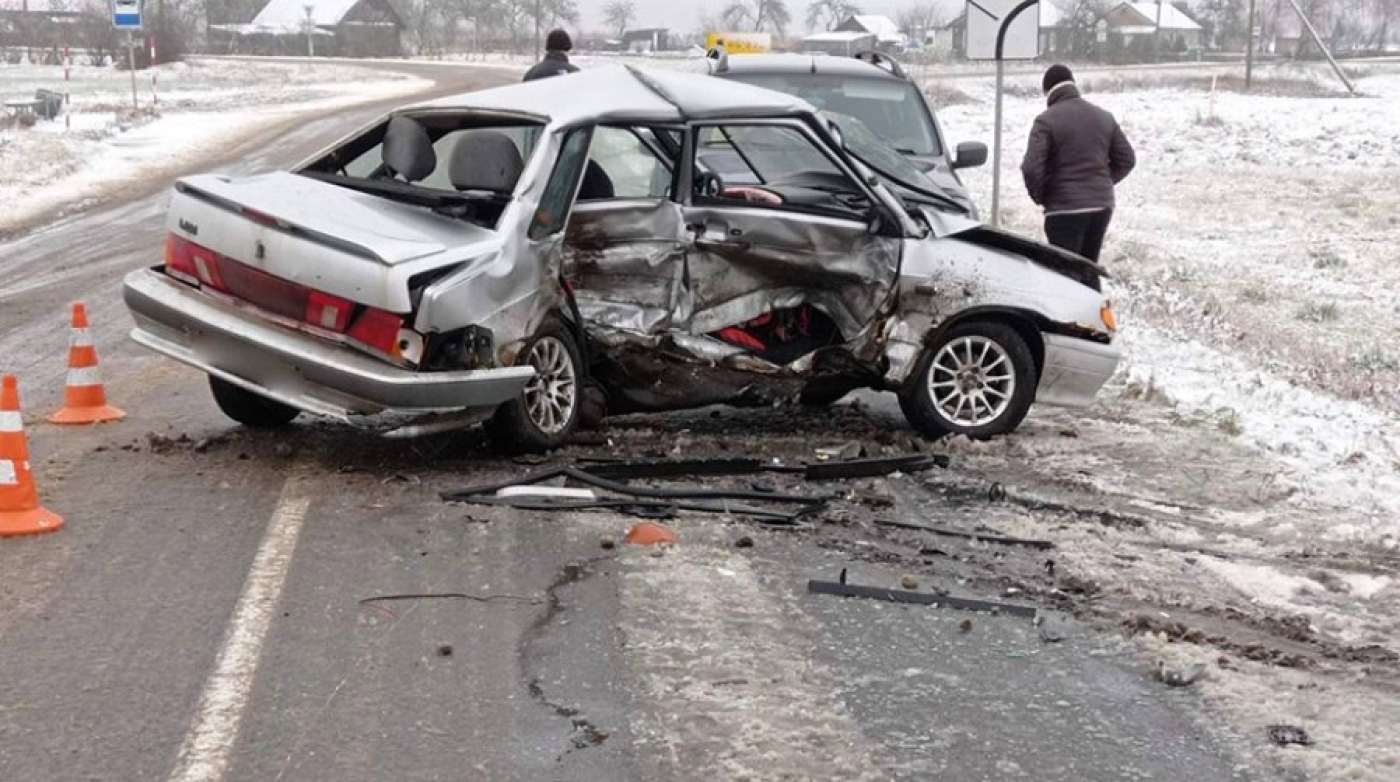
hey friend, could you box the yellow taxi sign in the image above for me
[706,32,772,54]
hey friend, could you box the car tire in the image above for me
[208,376,300,428]
[898,321,1037,440]
[486,319,582,454]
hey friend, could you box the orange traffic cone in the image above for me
[48,302,125,425]
[1,376,64,537]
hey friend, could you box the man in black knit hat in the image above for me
[1020,64,1136,263]
[524,29,580,82]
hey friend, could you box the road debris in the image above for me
[876,518,1055,550]
[437,644,454,657]
[600,536,617,550]
[1266,725,1313,747]
[734,535,755,549]
[625,521,677,547]
[807,577,1038,618]
[959,618,974,634]
[900,574,921,590]
[1035,613,1073,643]
[1155,661,1207,688]
[359,593,544,607]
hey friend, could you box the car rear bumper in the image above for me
[122,268,534,419]
[1036,333,1121,409]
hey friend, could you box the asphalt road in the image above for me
[0,60,1257,781]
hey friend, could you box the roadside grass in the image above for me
[1237,285,1272,304]
[1296,300,1341,324]
[1349,347,1400,373]
[1083,73,1347,97]
[922,80,975,106]
[1310,246,1348,270]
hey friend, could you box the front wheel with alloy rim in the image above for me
[485,320,582,453]
[898,321,1038,440]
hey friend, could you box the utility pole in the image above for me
[1245,0,1256,90]
[1154,0,1164,59]
[304,5,315,57]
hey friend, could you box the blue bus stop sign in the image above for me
[113,0,142,29]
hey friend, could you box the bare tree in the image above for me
[603,0,635,36]
[723,0,792,33]
[1052,0,1113,58]
[806,0,861,31]
[895,0,947,40]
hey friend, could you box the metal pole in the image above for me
[1283,0,1355,94]
[992,57,1004,227]
[1154,0,1163,59]
[989,0,1039,228]
[127,30,137,111]
[1245,0,1256,91]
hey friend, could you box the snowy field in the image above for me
[0,59,427,234]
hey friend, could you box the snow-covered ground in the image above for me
[0,59,428,234]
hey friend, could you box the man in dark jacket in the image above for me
[524,30,580,82]
[1020,64,1135,263]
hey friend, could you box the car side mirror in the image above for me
[952,142,988,170]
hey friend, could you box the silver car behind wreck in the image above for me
[122,65,1121,451]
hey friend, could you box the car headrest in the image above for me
[382,116,436,183]
[578,161,615,200]
[449,130,525,194]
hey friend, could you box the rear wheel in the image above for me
[486,319,582,453]
[898,322,1037,440]
[208,376,300,428]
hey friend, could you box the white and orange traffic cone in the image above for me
[48,302,125,426]
[1,375,64,537]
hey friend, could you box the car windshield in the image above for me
[822,110,962,210]
[724,73,942,157]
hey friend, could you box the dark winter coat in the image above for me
[523,52,579,82]
[1020,84,1136,213]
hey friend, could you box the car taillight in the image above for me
[347,308,427,365]
[165,234,226,290]
[306,290,353,332]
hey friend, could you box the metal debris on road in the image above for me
[1266,724,1314,747]
[359,593,544,607]
[876,518,1055,550]
[807,577,1038,619]
[1155,661,1208,688]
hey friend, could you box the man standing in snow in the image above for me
[1020,64,1136,263]
[524,30,580,82]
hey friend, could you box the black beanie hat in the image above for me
[1042,64,1074,94]
[546,29,573,52]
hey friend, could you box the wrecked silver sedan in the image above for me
[122,66,1120,451]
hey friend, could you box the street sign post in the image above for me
[965,0,1041,227]
[113,0,142,111]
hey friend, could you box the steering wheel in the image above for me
[693,170,725,199]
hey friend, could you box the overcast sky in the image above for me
[573,0,965,33]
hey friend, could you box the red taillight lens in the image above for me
[347,307,405,358]
[165,234,226,290]
[306,291,353,332]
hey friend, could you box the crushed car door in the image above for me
[562,125,690,337]
[681,119,903,369]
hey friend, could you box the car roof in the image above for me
[717,53,906,81]
[410,64,821,126]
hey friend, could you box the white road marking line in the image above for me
[168,471,312,782]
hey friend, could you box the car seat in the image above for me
[449,130,526,194]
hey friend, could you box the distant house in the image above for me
[1038,1,1202,57]
[1106,2,1203,51]
[210,0,404,57]
[621,27,670,53]
[833,14,906,52]
[801,29,878,57]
